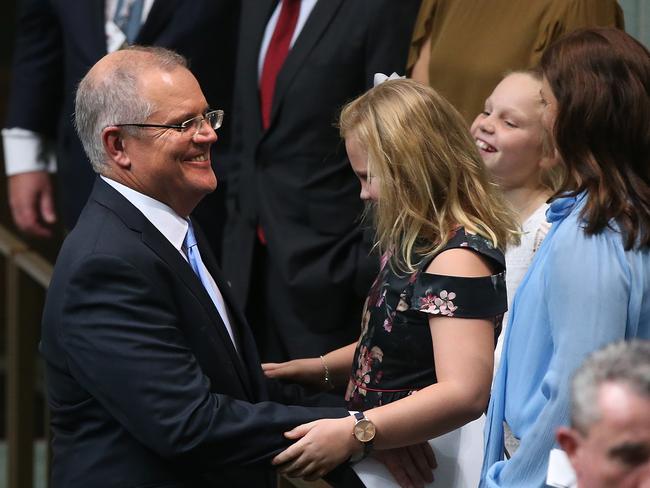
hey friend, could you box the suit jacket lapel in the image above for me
[191,222,251,353]
[91,179,256,399]
[193,223,261,399]
[141,223,257,400]
[269,0,344,126]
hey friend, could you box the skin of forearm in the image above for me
[321,343,356,386]
[364,378,490,450]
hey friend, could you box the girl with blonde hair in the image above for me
[265,78,518,487]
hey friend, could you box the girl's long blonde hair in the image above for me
[340,79,519,273]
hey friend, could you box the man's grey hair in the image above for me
[74,46,188,172]
[571,339,650,434]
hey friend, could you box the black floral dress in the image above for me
[345,228,507,411]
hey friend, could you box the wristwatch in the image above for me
[350,411,376,462]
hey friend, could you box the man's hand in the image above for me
[8,171,57,238]
[374,443,437,488]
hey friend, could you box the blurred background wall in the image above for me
[620,0,650,47]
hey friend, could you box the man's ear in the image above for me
[556,426,581,461]
[102,126,131,169]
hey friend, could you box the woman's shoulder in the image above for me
[543,198,650,279]
[550,195,628,248]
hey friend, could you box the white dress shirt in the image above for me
[100,176,239,352]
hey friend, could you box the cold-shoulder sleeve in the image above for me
[410,230,507,319]
[411,271,507,319]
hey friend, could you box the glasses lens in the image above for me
[182,111,223,134]
[207,111,223,130]
[181,115,201,133]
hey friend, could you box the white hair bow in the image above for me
[373,72,405,87]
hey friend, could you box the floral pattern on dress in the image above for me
[418,289,458,316]
[345,228,507,412]
[383,313,395,332]
[345,343,385,403]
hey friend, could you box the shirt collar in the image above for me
[100,175,188,252]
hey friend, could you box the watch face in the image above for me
[354,419,376,443]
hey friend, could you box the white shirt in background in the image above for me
[495,202,551,372]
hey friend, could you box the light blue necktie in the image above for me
[184,221,237,350]
[114,0,145,45]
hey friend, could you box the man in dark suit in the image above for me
[3,0,237,257]
[40,46,352,487]
[223,0,421,362]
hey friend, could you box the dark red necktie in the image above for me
[259,0,300,130]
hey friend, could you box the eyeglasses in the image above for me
[114,109,224,136]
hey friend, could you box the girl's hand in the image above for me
[262,358,324,387]
[272,417,361,480]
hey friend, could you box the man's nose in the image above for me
[192,120,218,143]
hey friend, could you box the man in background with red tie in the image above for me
[223,0,422,363]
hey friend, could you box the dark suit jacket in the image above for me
[223,0,421,357]
[5,0,238,245]
[40,178,347,488]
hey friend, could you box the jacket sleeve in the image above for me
[5,0,64,136]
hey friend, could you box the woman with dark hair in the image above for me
[481,28,650,487]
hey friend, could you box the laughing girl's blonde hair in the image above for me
[340,79,519,273]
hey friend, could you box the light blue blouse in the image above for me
[481,192,650,487]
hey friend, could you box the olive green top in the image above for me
[407,0,624,124]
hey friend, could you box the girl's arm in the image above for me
[262,342,357,389]
[272,248,496,477]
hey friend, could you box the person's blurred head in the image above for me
[471,70,562,194]
[540,28,650,249]
[339,78,518,272]
[75,46,219,217]
[557,340,650,488]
